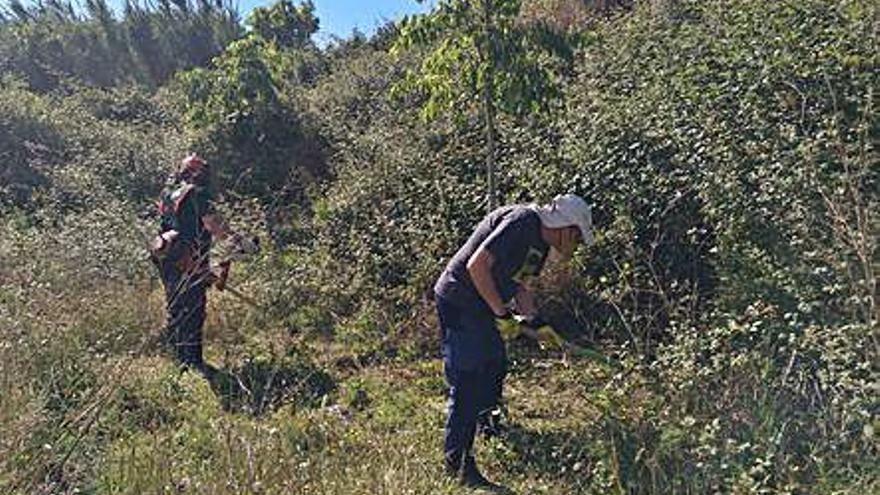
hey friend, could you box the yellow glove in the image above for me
[536,325,565,350]
[497,318,521,341]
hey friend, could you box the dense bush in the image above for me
[0,79,186,213]
[0,0,242,90]
[543,1,876,491]
[0,78,61,207]
[0,0,875,493]
[168,19,328,228]
[292,0,877,492]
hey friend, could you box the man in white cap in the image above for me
[433,194,594,488]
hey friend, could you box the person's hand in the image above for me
[513,286,538,317]
[211,261,231,291]
[515,314,548,329]
[493,306,513,319]
[497,317,521,341]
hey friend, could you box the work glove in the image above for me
[535,325,566,350]
[512,314,565,350]
[496,316,521,341]
[515,314,548,329]
[498,313,552,342]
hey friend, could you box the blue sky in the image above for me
[260,1,437,45]
[90,0,435,46]
[210,0,437,45]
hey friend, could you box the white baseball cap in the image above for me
[533,194,595,246]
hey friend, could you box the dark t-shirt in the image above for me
[159,180,214,265]
[434,205,549,315]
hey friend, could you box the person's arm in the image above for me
[467,247,509,317]
[203,212,261,258]
[513,286,538,318]
[165,200,196,265]
[202,212,232,241]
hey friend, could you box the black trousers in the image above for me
[443,363,505,464]
[159,260,206,367]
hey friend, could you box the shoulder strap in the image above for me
[171,183,196,214]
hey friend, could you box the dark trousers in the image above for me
[444,363,505,464]
[436,295,507,465]
[159,260,207,367]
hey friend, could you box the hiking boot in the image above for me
[477,406,506,438]
[193,361,217,379]
[461,455,497,490]
[444,453,462,478]
[178,356,211,377]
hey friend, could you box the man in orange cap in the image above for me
[150,153,235,373]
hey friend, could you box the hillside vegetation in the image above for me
[0,0,876,493]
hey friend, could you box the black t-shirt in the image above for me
[159,180,214,265]
[434,205,549,315]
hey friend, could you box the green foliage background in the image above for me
[1,0,876,493]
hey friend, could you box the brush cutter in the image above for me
[207,234,262,307]
[497,315,620,370]
[222,284,261,308]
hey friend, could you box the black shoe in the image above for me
[179,358,211,376]
[194,362,217,379]
[477,406,506,438]
[444,453,461,478]
[461,456,497,490]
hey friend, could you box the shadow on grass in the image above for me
[201,358,336,416]
[499,423,599,489]
[487,482,517,495]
